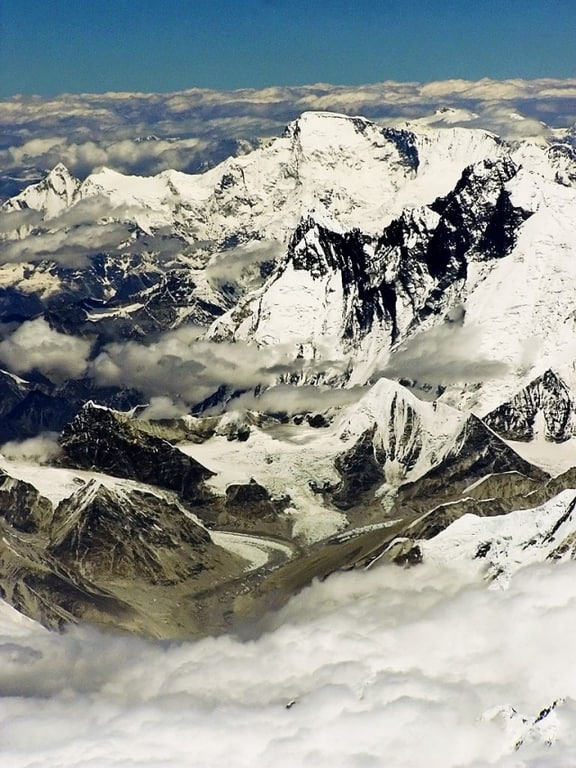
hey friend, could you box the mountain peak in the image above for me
[483,368,576,442]
[59,405,214,502]
[284,110,370,138]
[47,162,73,179]
[2,162,80,218]
[43,163,80,201]
[283,111,402,160]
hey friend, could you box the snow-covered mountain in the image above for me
[207,153,537,388]
[3,111,576,396]
[2,109,576,637]
[2,113,507,236]
[2,162,81,218]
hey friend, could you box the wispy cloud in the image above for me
[0,196,169,267]
[229,383,367,415]
[0,318,93,381]
[0,432,62,464]
[91,327,315,407]
[379,321,509,385]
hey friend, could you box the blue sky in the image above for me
[1,0,575,96]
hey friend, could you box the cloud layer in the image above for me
[2,78,576,199]
[91,327,349,411]
[0,318,93,381]
[1,558,576,766]
[379,321,509,386]
[0,432,62,464]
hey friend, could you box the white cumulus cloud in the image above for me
[1,559,576,766]
[0,318,93,382]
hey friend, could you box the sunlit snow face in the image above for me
[2,559,576,767]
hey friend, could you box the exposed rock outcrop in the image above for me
[395,415,548,513]
[332,427,384,509]
[484,369,576,442]
[49,481,212,584]
[0,471,246,637]
[0,472,53,534]
[59,403,214,503]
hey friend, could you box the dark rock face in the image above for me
[225,479,277,518]
[374,157,531,336]
[484,370,576,442]
[332,427,384,509]
[548,142,576,186]
[49,481,211,585]
[283,217,399,344]
[59,403,214,503]
[0,473,53,533]
[226,478,270,505]
[217,479,293,539]
[396,415,548,513]
[307,413,329,428]
[381,127,420,172]
[428,157,527,266]
[382,391,423,475]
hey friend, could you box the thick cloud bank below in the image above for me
[2,559,576,767]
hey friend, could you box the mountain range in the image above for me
[1,109,576,637]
